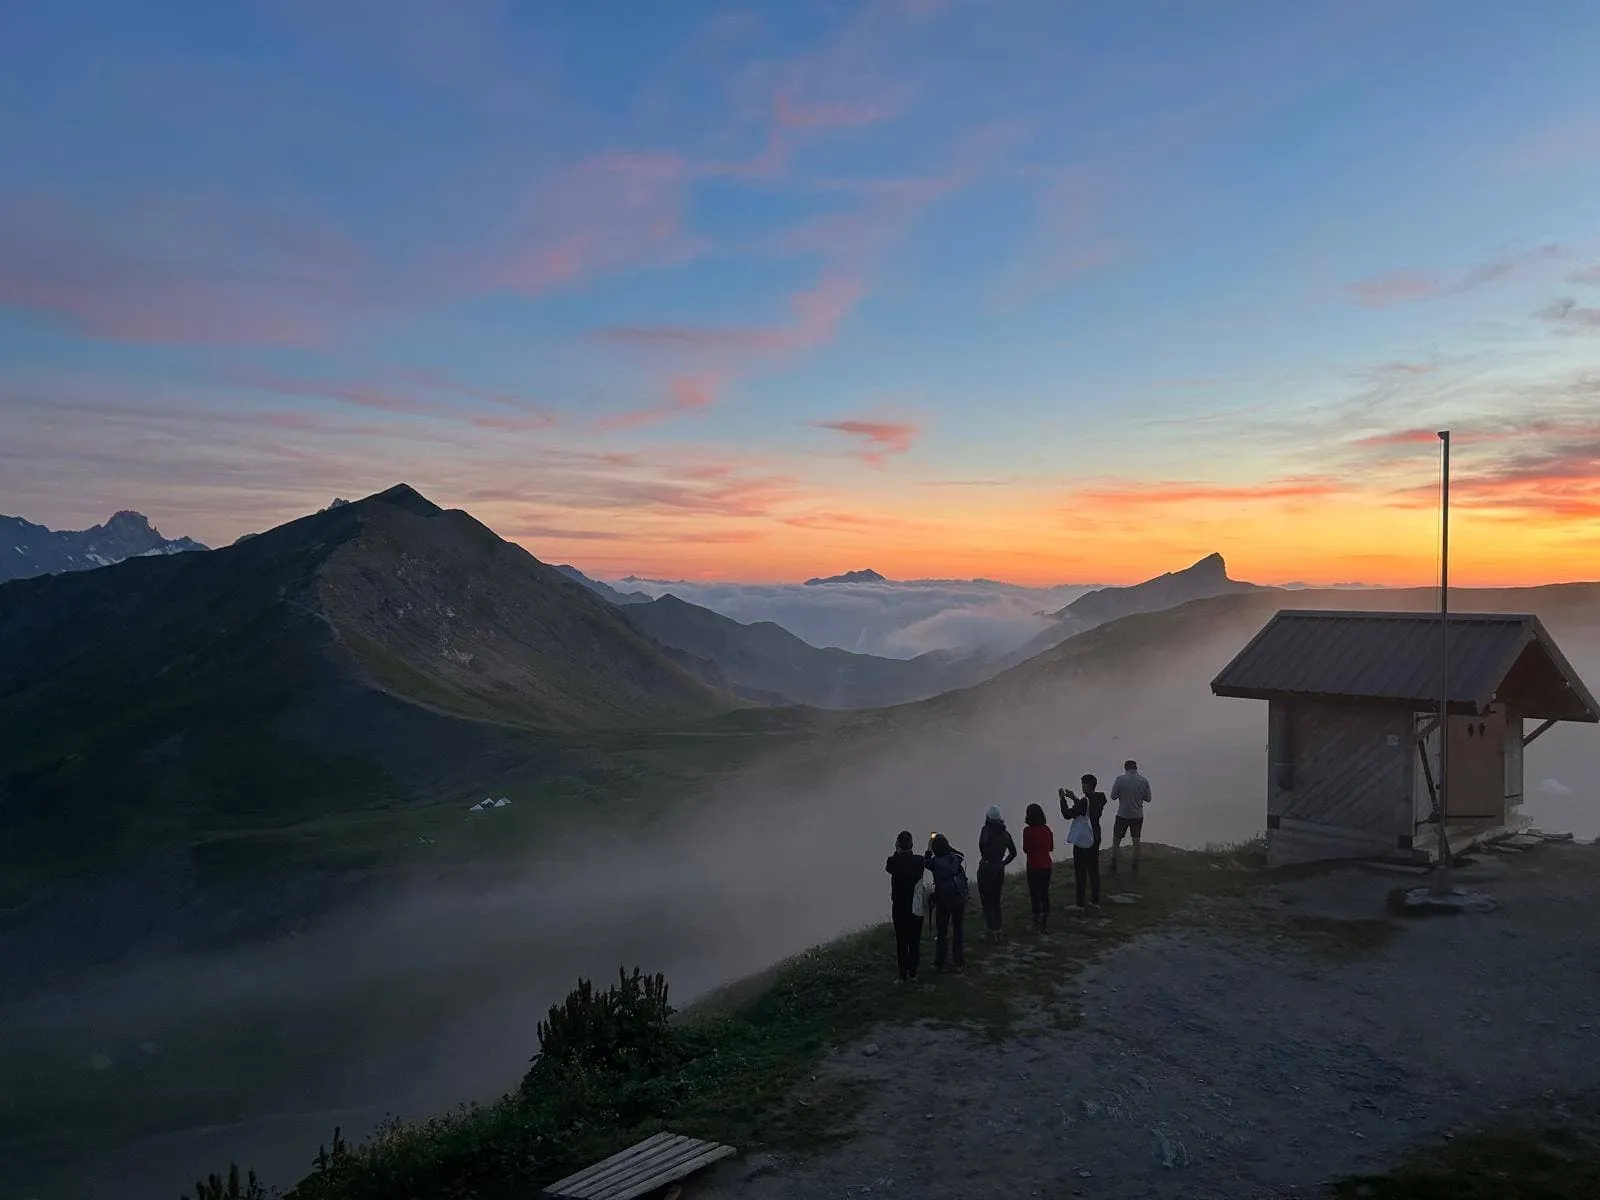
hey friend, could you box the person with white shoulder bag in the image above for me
[1058,774,1107,913]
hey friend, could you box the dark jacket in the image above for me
[977,818,1018,867]
[885,850,925,910]
[1060,790,1108,849]
[925,848,968,904]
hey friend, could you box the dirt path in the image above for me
[697,843,1600,1199]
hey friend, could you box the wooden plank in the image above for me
[544,1133,735,1200]
[603,1144,736,1200]
[544,1132,678,1197]
[568,1138,703,1198]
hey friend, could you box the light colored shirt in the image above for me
[912,875,936,918]
[1111,771,1151,820]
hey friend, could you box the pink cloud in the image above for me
[1569,264,1600,285]
[1346,246,1572,310]
[1346,268,1444,309]
[988,165,1121,308]
[810,418,920,464]
[594,374,723,432]
[477,153,705,295]
[700,0,935,180]
[228,368,558,430]
[0,191,367,347]
[773,92,895,130]
[595,274,866,356]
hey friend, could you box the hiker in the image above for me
[924,833,969,972]
[1059,775,1107,911]
[976,805,1018,942]
[1110,759,1152,875]
[885,831,926,982]
[1021,802,1054,933]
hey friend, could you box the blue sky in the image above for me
[2,0,1598,583]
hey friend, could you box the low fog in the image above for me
[12,620,1599,1200]
[618,577,1095,658]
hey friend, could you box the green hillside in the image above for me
[0,485,744,903]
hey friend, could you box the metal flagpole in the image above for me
[1433,429,1452,889]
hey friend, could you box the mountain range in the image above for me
[1,510,206,584]
[3,481,1596,987]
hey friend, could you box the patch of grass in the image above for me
[1331,1113,1600,1198]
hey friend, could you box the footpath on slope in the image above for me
[695,842,1600,1200]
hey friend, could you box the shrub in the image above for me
[186,1163,272,1200]
[522,967,678,1094]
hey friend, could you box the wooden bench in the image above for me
[543,1131,736,1200]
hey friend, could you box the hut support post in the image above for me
[1522,717,1558,748]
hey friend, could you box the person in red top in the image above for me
[1021,802,1055,934]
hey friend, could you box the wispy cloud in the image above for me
[1536,296,1600,330]
[809,418,921,464]
[0,191,367,346]
[988,165,1120,309]
[594,374,723,432]
[700,0,940,179]
[1069,476,1352,509]
[596,274,866,355]
[1569,265,1600,286]
[470,153,704,296]
[227,368,558,430]
[1345,245,1571,309]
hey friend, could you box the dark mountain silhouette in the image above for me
[804,568,887,585]
[0,485,739,898]
[0,510,207,583]
[620,592,965,707]
[1053,552,1258,623]
[991,552,1267,669]
[554,564,653,605]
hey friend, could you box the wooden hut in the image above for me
[1210,610,1600,866]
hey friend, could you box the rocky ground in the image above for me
[695,842,1600,1199]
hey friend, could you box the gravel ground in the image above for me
[696,843,1600,1199]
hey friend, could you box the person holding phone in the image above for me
[1059,775,1107,912]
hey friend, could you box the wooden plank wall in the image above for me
[1267,700,1413,866]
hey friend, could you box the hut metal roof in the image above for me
[1210,610,1600,722]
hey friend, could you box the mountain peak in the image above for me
[804,568,887,586]
[0,508,206,584]
[367,483,443,517]
[1185,552,1227,577]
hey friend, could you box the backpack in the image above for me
[938,854,970,907]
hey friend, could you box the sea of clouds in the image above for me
[606,576,1102,659]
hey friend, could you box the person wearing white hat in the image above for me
[975,805,1018,942]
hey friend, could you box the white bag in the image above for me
[1066,815,1096,849]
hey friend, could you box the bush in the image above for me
[522,967,678,1094]
[186,1163,273,1200]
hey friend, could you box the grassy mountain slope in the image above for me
[960,552,1268,679]
[919,581,1600,722]
[620,593,966,707]
[0,485,741,902]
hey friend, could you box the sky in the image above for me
[2,0,1599,587]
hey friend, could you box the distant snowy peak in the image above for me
[804,568,887,586]
[1,510,208,584]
